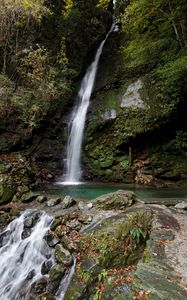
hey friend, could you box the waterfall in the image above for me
[0,210,53,300]
[63,24,118,184]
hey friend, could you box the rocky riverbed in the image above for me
[1,190,187,299]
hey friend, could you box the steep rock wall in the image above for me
[83,12,187,186]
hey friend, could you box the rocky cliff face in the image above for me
[83,0,187,186]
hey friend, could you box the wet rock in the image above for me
[132,260,187,299]
[61,195,76,209]
[55,244,73,266]
[93,190,135,210]
[48,264,65,293]
[36,195,47,203]
[50,218,61,231]
[22,229,32,239]
[24,211,41,229]
[175,201,187,210]
[47,198,61,207]
[0,230,10,247]
[24,217,34,228]
[155,213,180,230]
[44,233,59,247]
[30,277,48,295]
[21,192,40,203]
[0,212,11,226]
[26,269,36,280]
[41,260,53,275]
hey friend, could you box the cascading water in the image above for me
[57,257,76,300]
[63,24,118,184]
[0,210,53,300]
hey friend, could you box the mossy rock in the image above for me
[66,211,152,299]
[48,264,65,294]
[0,175,16,205]
[55,244,73,266]
[93,190,135,210]
[132,260,187,299]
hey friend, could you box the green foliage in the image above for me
[93,291,100,300]
[119,155,129,170]
[0,74,15,118]
[175,131,187,153]
[154,54,187,90]
[80,270,91,282]
[63,0,75,16]
[163,130,187,155]
[130,227,147,244]
[97,0,111,9]
[0,0,111,131]
[92,269,108,300]
[62,0,110,72]
[99,242,109,254]
[0,40,72,129]
[117,0,187,116]
[121,0,186,69]
[0,0,50,72]
[98,269,108,282]
[118,211,152,244]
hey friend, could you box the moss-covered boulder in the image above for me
[55,244,73,267]
[48,264,65,294]
[21,192,40,203]
[66,211,152,299]
[0,174,16,205]
[93,190,135,210]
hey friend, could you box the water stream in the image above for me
[63,24,117,184]
[0,210,53,300]
[57,257,76,300]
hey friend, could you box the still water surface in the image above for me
[49,182,187,200]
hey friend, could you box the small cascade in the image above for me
[0,210,53,300]
[62,24,118,184]
[57,257,76,300]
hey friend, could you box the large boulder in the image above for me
[21,192,40,203]
[93,190,135,210]
[48,264,65,294]
[55,244,73,266]
[61,195,76,209]
[0,174,16,205]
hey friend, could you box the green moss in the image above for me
[66,211,152,299]
[119,155,129,170]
